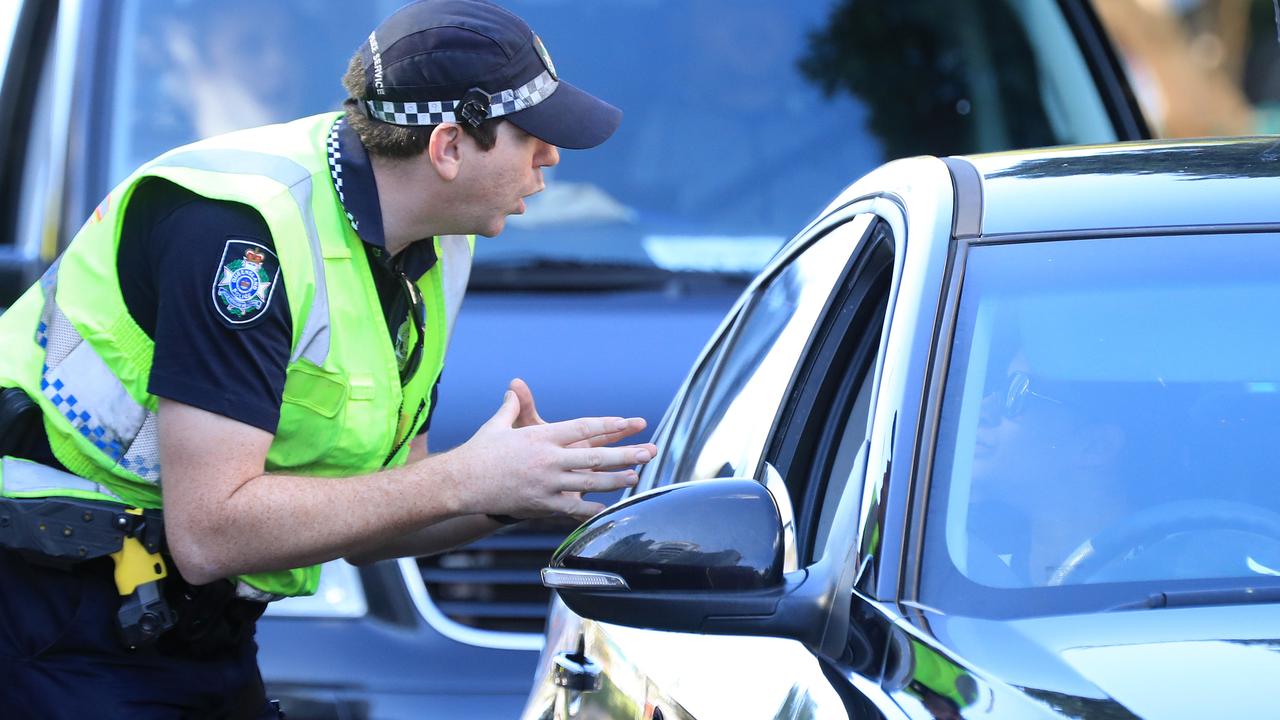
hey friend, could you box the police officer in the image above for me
[0,1,652,716]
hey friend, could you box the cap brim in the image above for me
[506,80,621,150]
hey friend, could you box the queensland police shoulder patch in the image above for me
[212,238,279,325]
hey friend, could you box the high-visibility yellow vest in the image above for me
[0,112,471,599]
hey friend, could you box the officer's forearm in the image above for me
[343,514,504,566]
[340,433,504,564]
[164,455,470,586]
[159,399,490,585]
[160,394,649,585]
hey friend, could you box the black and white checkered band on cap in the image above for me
[365,70,557,127]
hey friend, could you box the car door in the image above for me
[527,207,910,720]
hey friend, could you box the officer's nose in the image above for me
[537,141,560,169]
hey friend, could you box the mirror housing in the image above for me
[548,478,784,592]
[542,479,847,652]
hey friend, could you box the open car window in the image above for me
[669,216,875,485]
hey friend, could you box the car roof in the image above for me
[960,137,1280,237]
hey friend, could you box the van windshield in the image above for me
[922,234,1280,618]
[102,0,1117,281]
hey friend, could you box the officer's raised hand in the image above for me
[449,385,655,522]
[510,377,647,449]
[509,377,649,520]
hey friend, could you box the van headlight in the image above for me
[263,559,368,618]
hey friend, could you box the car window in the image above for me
[759,221,895,562]
[922,233,1280,618]
[669,215,876,485]
[92,0,1119,283]
[642,322,734,490]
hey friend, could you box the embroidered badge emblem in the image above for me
[212,239,279,324]
[533,34,557,81]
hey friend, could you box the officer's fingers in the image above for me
[510,378,545,427]
[560,469,638,494]
[604,443,657,468]
[484,390,521,429]
[545,416,635,445]
[556,496,607,522]
[575,446,657,471]
[557,446,653,471]
[565,432,626,450]
[567,418,649,449]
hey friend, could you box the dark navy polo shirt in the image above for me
[112,116,441,435]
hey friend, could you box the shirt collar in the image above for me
[329,116,437,280]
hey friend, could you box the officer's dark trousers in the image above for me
[0,550,275,719]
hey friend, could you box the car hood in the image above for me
[911,602,1280,718]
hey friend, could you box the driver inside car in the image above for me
[967,352,1131,587]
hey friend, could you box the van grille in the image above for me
[415,519,574,635]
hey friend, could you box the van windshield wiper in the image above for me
[469,258,751,291]
[1109,585,1280,611]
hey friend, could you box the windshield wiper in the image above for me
[1109,585,1280,611]
[469,258,751,292]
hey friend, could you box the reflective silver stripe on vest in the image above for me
[438,235,472,343]
[1,456,124,501]
[31,148,334,486]
[152,149,332,366]
[36,266,163,483]
[234,580,286,603]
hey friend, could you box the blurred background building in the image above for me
[1097,0,1280,136]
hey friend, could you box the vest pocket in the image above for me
[270,364,348,468]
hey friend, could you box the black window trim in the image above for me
[974,222,1280,245]
[900,236,967,604]
[764,221,896,565]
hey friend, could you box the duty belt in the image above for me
[0,493,177,648]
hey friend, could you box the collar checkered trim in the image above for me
[326,118,358,232]
[365,70,558,126]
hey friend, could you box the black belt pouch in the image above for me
[0,387,42,459]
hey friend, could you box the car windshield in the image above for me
[100,0,1115,284]
[921,234,1280,618]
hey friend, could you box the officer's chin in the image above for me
[477,217,507,238]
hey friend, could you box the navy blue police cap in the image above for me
[359,0,621,149]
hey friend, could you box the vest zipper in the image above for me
[382,256,428,468]
[383,396,427,467]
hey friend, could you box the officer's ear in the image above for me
[428,123,463,181]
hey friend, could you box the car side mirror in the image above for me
[542,478,838,643]
[545,478,785,594]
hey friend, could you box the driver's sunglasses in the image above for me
[1003,370,1063,419]
[397,273,425,384]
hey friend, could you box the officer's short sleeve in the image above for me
[118,179,292,433]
